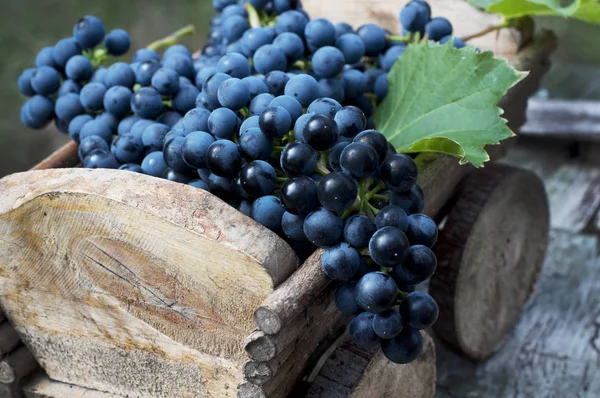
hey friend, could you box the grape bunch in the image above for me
[16,0,462,365]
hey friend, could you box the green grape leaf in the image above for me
[467,0,600,24]
[373,41,526,167]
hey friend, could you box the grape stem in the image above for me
[315,155,330,176]
[365,201,380,215]
[146,24,196,51]
[388,34,411,43]
[461,20,513,42]
[365,181,386,200]
[373,193,389,200]
[245,3,262,29]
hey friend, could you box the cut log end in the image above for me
[237,382,266,398]
[430,164,550,360]
[243,331,277,362]
[253,307,282,335]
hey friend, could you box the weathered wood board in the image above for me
[436,230,600,397]
[24,373,123,398]
[0,169,297,397]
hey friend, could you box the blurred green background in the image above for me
[1,1,599,177]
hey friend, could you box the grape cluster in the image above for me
[16,0,460,365]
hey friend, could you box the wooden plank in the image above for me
[436,230,600,397]
[544,163,600,232]
[30,141,79,171]
[24,373,123,398]
[0,169,297,397]
[499,141,570,180]
[520,99,600,142]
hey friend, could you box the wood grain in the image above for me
[30,141,79,171]
[23,372,123,398]
[0,169,297,397]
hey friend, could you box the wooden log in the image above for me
[0,345,38,384]
[0,169,297,397]
[23,372,123,398]
[305,332,436,398]
[430,164,549,360]
[0,322,21,357]
[30,141,79,171]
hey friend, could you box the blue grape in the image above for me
[357,24,387,56]
[222,15,250,42]
[259,106,292,139]
[240,160,277,197]
[334,281,361,315]
[182,108,211,134]
[381,44,406,72]
[79,119,112,143]
[189,179,209,190]
[152,68,180,95]
[424,17,452,41]
[318,77,345,103]
[91,66,108,84]
[206,139,242,177]
[303,207,343,247]
[105,29,131,56]
[58,80,82,97]
[390,245,437,285]
[303,113,339,151]
[322,242,360,281]
[142,123,170,152]
[240,116,260,134]
[53,38,82,68]
[354,129,388,162]
[440,35,466,49]
[400,291,438,329]
[340,142,378,178]
[134,60,160,86]
[400,1,431,34]
[353,94,373,117]
[285,74,319,107]
[119,163,144,173]
[308,97,342,118]
[252,196,286,231]
[35,46,57,68]
[97,112,119,134]
[273,32,305,63]
[217,78,250,110]
[335,106,366,138]
[253,45,288,75]
[163,168,195,183]
[293,113,311,142]
[242,76,269,98]
[181,131,215,168]
[355,272,398,313]
[141,151,169,177]
[405,214,437,247]
[208,108,239,139]
[173,84,200,114]
[328,141,350,171]
[73,15,105,49]
[208,174,233,198]
[249,93,276,117]
[373,310,403,339]
[20,95,54,129]
[84,149,120,169]
[103,86,132,118]
[195,66,217,88]
[374,73,389,100]
[280,142,317,176]
[304,18,336,52]
[379,153,418,192]
[342,69,367,98]
[270,95,303,123]
[349,312,380,347]
[369,226,409,267]
[280,176,319,216]
[54,93,84,123]
[104,62,136,89]
[375,205,408,231]
[344,215,376,248]
[164,135,193,174]
[130,87,164,119]
[264,71,290,96]
[318,172,358,214]
[239,127,272,161]
[65,55,93,81]
[335,22,354,38]
[281,212,307,241]
[30,66,60,95]
[335,33,365,64]
[365,68,385,92]
[133,48,160,63]
[17,68,36,97]
[163,53,195,80]
[118,115,140,135]
[214,0,238,12]
[275,10,308,37]
[240,28,273,57]
[157,111,182,128]
[68,114,93,142]
[164,44,192,59]
[128,119,153,143]
[381,327,423,364]
[312,46,345,79]
[111,134,144,164]
[217,53,251,78]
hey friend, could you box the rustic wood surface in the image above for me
[30,141,79,171]
[0,169,297,397]
[23,372,123,398]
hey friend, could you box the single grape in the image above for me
[357,24,386,56]
[221,14,250,42]
[264,71,290,97]
[208,174,233,199]
[252,196,286,231]
[173,84,200,114]
[30,66,60,96]
[182,108,211,134]
[218,78,250,110]
[57,80,81,97]
[374,73,389,100]
[275,10,308,37]
[253,44,288,75]
[181,131,215,168]
[354,130,388,163]
[349,312,380,347]
[208,108,239,139]
[307,97,342,118]
[131,87,164,119]
[206,139,243,177]
[80,82,106,112]
[54,93,84,123]
[344,215,376,248]
[381,44,406,72]
[281,212,307,241]
[239,127,272,161]
[270,95,303,123]
[342,69,367,98]
[105,29,131,56]
[53,38,82,68]
[379,153,418,192]
[334,281,361,315]
[249,93,276,117]
[78,135,109,161]
[390,185,425,215]
[240,115,261,134]
[20,95,54,129]
[68,114,93,142]
[405,214,438,247]
[65,55,93,82]
[312,46,345,79]
[259,106,292,139]
[163,136,191,174]
[280,142,318,176]
[157,111,182,128]
[119,163,144,173]
[335,22,354,38]
[318,172,358,214]
[400,291,439,329]
[355,272,398,313]
[273,32,305,63]
[328,141,350,172]
[293,113,311,143]
[240,160,277,197]
[84,149,120,169]
[217,52,251,79]
[284,74,320,107]
[303,207,343,247]
[375,205,409,231]
[335,106,366,138]
[189,179,209,190]
[439,35,466,49]
[103,86,133,118]
[17,68,36,97]
[141,123,169,153]
[322,242,360,281]
[163,53,195,80]
[390,244,437,285]
[195,66,217,88]
[369,226,410,268]
[104,62,135,89]
[91,66,108,84]
[73,15,105,49]
[152,68,180,95]
[303,114,339,151]
[381,327,423,364]
[373,310,403,339]
[318,77,345,103]
[243,76,269,99]
[163,168,196,184]
[133,48,160,63]
[340,142,379,178]
[280,176,319,216]
[35,46,57,68]
[111,134,144,164]
[304,18,336,52]
[240,28,272,57]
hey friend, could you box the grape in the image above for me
[182,108,211,134]
[84,149,120,169]
[119,163,144,173]
[157,111,182,128]
[374,73,389,100]
[349,312,380,347]
[54,93,84,123]
[369,226,409,268]
[103,86,132,118]
[173,84,200,114]
[307,97,341,118]
[213,0,237,12]
[239,127,272,161]
[335,33,365,65]
[141,123,169,153]
[275,10,308,37]
[285,74,320,107]
[334,281,361,315]
[303,114,339,151]
[17,68,36,97]
[68,114,93,142]
[400,291,438,329]
[31,66,60,95]
[375,205,408,231]
[280,176,319,216]
[355,272,398,313]
[353,130,388,163]
[304,18,336,52]
[217,53,251,79]
[141,151,169,177]
[356,24,386,56]
[264,71,290,96]
[152,68,180,95]
[344,215,376,248]
[220,14,250,43]
[270,95,303,123]
[243,76,269,98]
[65,55,93,82]
[252,196,286,231]
[208,108,239,139]
[133,48,160,63]
[381,45,406,72]
[390,185,425,215]
[312,46,345,79]
[131,87,164,119]
[129,119,154,141]
[181,131,215,168]
[280,142,317,176]
[163,53,195,80]
[293,113,310,142]
[253,45,288,75]
[206,139,242,177]
[240,28,273,57]
[91,67,108,84]
[340,142,378,178]
[195,66,217,88]
[35,47,57,68]
[217,78,250,110]
[105,29,131,56]
[20,95,54,129]
[373,310,403,339]
[391,245,437,285]
[189,179,209,190]
[53,38,82,68]
[303,208,343,247]
[381,327,423,364]
[353,94,374,118]
[208,174,233,198]
[335,22,354,38]
[273,32,305,63]
[318,78,345,103]
[111,134,144,164]
[163,136,191,173]
[317,172,358,214]
[379,153,418,192]
[322,242,360,281]
[259,106,292,139]
[440,35,467,49]
[400,0,431,34]
[163,168,195,183]
[78,82,105,112]
[335,106,366,138]
[364,68,384,92]
[342,69,367,98]
[105,62,135,88]
[328,141,349,172]
[73,15,105,49]
[240,160,277,197]
[249,93,276,117]
[273,0,299,14]
[405,214,438,247]
[281,212,307,241]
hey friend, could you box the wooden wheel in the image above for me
[430,164,549,361]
